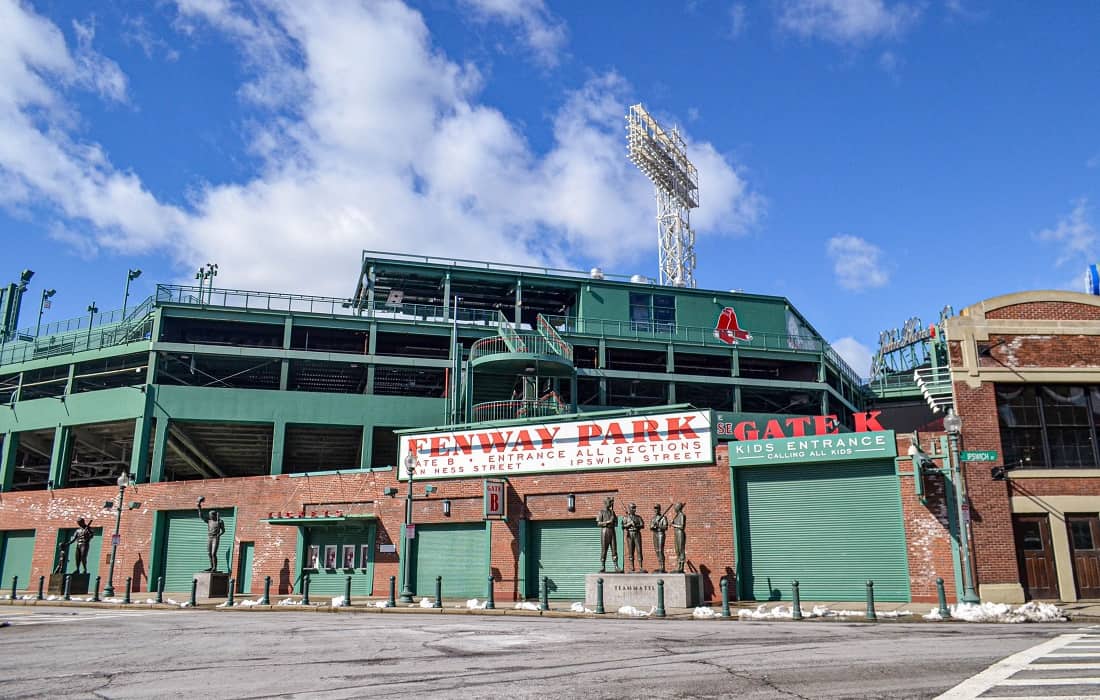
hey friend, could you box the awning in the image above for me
[262,514,376,526]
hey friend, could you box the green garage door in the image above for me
[413,523,486,599]
[160,509,236,593]
[56,527,103,581]
[302,526,375,597]
[530,520,602,600]
[736,460,910,602]
[0,530,35,591]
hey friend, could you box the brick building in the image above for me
[946,290,1100,603]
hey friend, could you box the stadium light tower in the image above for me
[627,104,699,288]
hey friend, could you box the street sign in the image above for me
[484,479,506,519]
[961,450,997,462]
[404,524,416,539]
[111,533,120,546]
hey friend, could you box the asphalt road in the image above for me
[0,606,1086,699]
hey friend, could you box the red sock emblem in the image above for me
[714,307,753,344]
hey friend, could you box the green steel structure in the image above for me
[0,251,867,493]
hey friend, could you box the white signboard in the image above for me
[398,410,713,480]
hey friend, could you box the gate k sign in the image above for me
[484,479,506,519]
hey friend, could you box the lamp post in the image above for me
[399,452,416,603]
[86,302,98,349]
[35,289,56,337]
[203,263,218,304]
[122,269,142,320]
[944,409,980,604]
[102,472,130,598]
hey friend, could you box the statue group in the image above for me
[53,517,95,575]
[596,497,686,574]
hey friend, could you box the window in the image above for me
[628,293,676,332]
[995,384,1100,469]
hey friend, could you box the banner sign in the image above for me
[714,411,885,441]
[729,430,896,467]
[484,479,506,518]
[399,410,714,480]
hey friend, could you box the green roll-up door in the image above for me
[736,460,910,602]
[413,523,486,599]
[161,509,236,593]
[0,530,35,590]
[530,520,602,600]
[303,526,375,597]
[55,527,103,581]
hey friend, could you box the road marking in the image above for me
[3,610,179,626]
[936,633,1100,699]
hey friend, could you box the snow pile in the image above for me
[693,606,719,618]
[923,608,944,621]
[617,605,654,617]
[330,596,346,607]
[235,599,263,607]
[949,601,1065,623]
[738,604,872,619]
[465,598,488,609]
[878,610,914,618]
[373,600,393,608]
[277,597,303,606]
[570,602,595,614]
[513,602,540,611]
[419,597,436,608]
[46,595,59,601]
[216,600,231,608]
[102,597,124,604]
[179,601,193,608]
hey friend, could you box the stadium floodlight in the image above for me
[626,104,699,288]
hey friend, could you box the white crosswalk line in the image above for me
[999,677,1100,686]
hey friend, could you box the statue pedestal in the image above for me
[193,571,229,599]
[585,573,703,610]
[48,573,90,595]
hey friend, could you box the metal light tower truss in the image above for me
[627,104,699,288]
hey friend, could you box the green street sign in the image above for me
[960,450,997,462]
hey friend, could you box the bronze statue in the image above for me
[53,539,71,574]
[197,497,226,572]
[672,502,686,573]
[621,503,645,573]
[596,497,620,573]
[70,518,95,574]
[650,504,668,573]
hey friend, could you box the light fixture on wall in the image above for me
[442,499,451,517]
[425,485,437,496]
[567,493,575,512]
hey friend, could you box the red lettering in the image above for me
[511,429,535,451]
[490,493,500,512]
[602,422,627,445]
[813,414,840,435]
[666,416,699,440]
[534,426,560,449]
[429,436,450,457]
[762,419,785,439]
[854,410,885,432]
[631,419,662,442]
[452,433,472,455]
[784,416,812,437]
[733,421,759,441]
[476,431,512,453]
[577,424,603,447]
[407,438,428,457]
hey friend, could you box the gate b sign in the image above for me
[484,479,506,519]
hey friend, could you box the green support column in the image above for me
[145,351,157,384]
[360,427,372,469]
[732,385,742,412]
[514,279,522,326]
[366,265,376,317]
[365,366,375,395]
[668,382,676,403]
[279,360,289,391]
[64,364,76,395]
[820,391,829,416]
[270,420,286,475]
[442,273,451,319]
[149,417,170,483]
[730,349,740,377]
[129,391,154,484]
[48,425,71,489]
[569,375,578,412]
[0,432,19,492]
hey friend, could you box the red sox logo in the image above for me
[714,307,752,345]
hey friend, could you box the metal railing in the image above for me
[470,335,575,363]
[536,314,573,362]
[0,316,154,366]
[13,294,154,340]
[362,250,641,283]
[471,395,569,423]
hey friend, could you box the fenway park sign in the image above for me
[399,410,714,480]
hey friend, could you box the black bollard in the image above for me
[93,576,101,603]
[791,581,802,620]
[123,577,131,604]
[11,575,18,601]
[36,575,44,601]
[656,579,666,618]
[936,577,949,618]
[387,575,396,608]
[227,579,235,607]
[486,575,495,610]
[343,575,352,607]
[190,578,198,607]
[596,577,605,614]
[720,577,731,618]
[63,574,71,601]
[261,575,271,606]
[433,576,442,608]
[540,576,549,612]
[865,580,877,621]
[302,573,311,605]
[156,576,164,604]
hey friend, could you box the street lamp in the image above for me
[102,471,132,598]
[399,452,417,603]
[35,289,56,337]
[86,302,98,349]
[944,409,980,604]
[122,269,142,320]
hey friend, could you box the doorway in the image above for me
[1014,514,1058,599]
[1067,514,1100,599]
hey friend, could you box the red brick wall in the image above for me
[981,334,1100,368]
[986,301,1100,320]
[896,433,958,603]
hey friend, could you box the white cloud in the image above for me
[830,336,874,379]
[1036,198,1096,268]
[776,0,921,44]
[460,0,567,67]
[0,0,761,300]
[728,3,748,38]
[826,234,889,291]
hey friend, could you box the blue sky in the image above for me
[1,0,1098,376]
